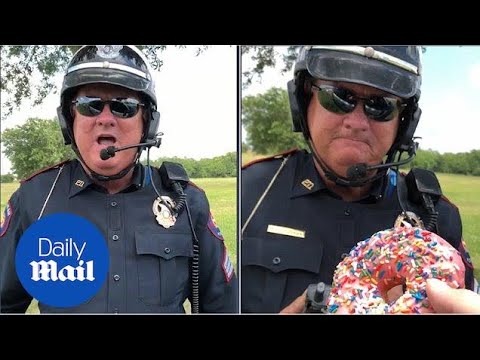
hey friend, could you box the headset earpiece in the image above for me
[57,105,72,145]
[147,110,160,141]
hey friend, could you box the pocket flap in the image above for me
[135,229,193,260]
[242,236,323,274]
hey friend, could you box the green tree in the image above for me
[1,118,75,179]
[411,148,442,171]
[0,174,15,183]
[242,87,306,154]
[148,152,236,178]
[0,45,208,117]
[241,46,298,88]
[241,142,250,153]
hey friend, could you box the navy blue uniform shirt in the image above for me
[241,149,474,313]
[0,159,238,313]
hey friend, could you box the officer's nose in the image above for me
[95,104,116,127]
[343,104,369,131]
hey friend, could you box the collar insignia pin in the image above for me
[301,179,314,190]
[75,180,85,187]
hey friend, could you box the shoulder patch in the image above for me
[242,148,299,170]
[207,212,224,241]
[0,201,13,237]
[20,160,71,184]
[187,181,205,193]
[222,247,234,282]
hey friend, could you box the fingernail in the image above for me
[427,278,449,289]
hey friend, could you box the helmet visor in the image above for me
[63,68,154,104]
[306,49,420,98]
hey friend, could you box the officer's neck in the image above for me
[315,162,373,202]
[99,171,135,194]
[82,164,135,194]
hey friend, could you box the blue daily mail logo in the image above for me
[15,213,109,308]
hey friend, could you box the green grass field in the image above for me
[192,177,237,269]
[0,178,237,314]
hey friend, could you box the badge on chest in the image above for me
[152,196,177,229]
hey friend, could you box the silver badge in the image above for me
[394,211,425,229]
[96,45,123,59]
[152,196,177,229]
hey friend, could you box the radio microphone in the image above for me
[99,138,162,161]
[100,146,116,160]
[346,148,417,181]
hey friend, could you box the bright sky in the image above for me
[242,46,480,155]
[0,45,237,175]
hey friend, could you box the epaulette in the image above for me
[187,181,205,193]
[439,194,459,210]
[242,148,299,170]
[20,160,71,184]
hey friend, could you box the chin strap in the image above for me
[72,145,140,182]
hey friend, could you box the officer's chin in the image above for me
[87,156,125,176]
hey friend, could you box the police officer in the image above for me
[241,46,475,313]
[0,45,238,313]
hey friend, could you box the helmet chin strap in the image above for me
[72,145,140,182]
[306,139,385,188]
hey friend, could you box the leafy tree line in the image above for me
[147,152,236,178]
[1,117,236,180]
[0,174,15,183]
[406,148,480,176]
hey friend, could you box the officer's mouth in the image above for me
[97,135,117,146]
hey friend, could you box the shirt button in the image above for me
[112,234,119,241]
[272,257,281,265]
[111,201,117,207]
[113,274,120,281]
[164,247,171,254]
[113,308,119,314]
[344,209,351,216]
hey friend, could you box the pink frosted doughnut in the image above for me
[326,227,465,314]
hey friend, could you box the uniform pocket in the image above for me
[242,236,323,273]
[241,235,323,312]
[135,229,193,307]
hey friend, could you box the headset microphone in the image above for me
[100,146,116,160]
[346,144,417,182]
[99,137,162,161]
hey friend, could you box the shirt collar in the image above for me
[291,152,326,198]
[68,161,144,198]
[290,152,389,203]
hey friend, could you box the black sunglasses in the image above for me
[72,96,144,119]
[311,84,406,121]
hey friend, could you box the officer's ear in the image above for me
[304,77,313,95]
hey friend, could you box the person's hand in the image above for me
[426,278,480,313]
[279,290,307,314]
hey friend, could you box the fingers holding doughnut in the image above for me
[326,227,465,314]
